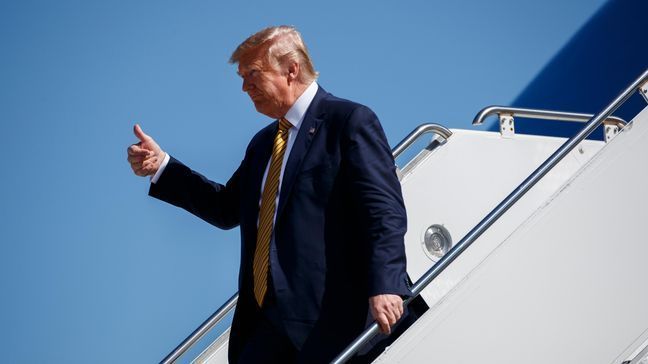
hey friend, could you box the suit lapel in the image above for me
[276,88,328,221]
[243,122,276,232]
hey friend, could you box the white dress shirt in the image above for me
[152,81,320,224]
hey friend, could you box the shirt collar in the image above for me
[283,81,318,131]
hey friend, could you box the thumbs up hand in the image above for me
[127,124,166,177]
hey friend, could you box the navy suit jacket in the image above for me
[150,86,411,363]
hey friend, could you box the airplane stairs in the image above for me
[162,69,648,364]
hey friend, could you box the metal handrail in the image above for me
[472,106,627,127]
[160,293,238,364]
[159,123,453,364]
[392,123,452,158]
[331,68,648,364]
[626,341,648,364]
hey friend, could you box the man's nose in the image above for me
[242,78,253,92]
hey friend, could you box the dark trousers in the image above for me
[236,297,428,364]
[237,308,296,363]
[237,281,297,364]
[237,278,429,364]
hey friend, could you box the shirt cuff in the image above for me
[150,153,170,184]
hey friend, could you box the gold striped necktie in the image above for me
[253,117,292,307]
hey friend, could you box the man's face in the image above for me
[237,46,292,119]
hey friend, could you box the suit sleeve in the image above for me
[148,155,242,230]
[343,106,412,298]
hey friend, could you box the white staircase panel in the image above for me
[377,107,648,363]
[400,129,604,305]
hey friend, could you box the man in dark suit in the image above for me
[127,25,412,363]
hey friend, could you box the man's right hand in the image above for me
[127,124,166,177]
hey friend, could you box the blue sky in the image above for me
[0,0,607,362]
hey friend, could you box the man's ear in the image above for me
[287,61,300,82]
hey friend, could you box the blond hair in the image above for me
[230,25,319,84]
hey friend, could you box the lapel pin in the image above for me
[309,127,316,135]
